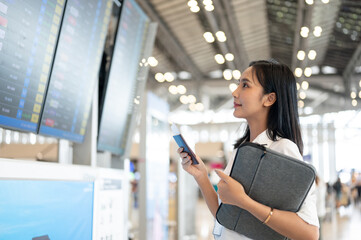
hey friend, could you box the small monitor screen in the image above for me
[98,0,150,155]
[39,0,112,142]
[0,179,94,240]
[0,0,64,132]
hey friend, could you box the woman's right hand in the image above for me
[177,148,208,180]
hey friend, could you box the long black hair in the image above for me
[234,59,303,155]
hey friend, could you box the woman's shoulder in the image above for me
[270,138,302,160]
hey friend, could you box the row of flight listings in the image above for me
[0,0,155,155]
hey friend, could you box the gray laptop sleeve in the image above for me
[216,142,316,240]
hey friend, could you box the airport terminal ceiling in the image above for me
[135,0,361,116]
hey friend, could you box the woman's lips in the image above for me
[234,102,242,108]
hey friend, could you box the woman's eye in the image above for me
[242,83,248,88]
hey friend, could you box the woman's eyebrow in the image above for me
[240,78,252,84]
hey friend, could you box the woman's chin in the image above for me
[233,111,244,119]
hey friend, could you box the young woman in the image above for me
[177,60,319,240]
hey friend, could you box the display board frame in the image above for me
[97,0,157,157]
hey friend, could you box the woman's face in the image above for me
[232,67,269,120]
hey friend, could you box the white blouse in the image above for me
[213,130,319,240]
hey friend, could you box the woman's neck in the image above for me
[248,120,267,142]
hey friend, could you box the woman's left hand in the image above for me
[216,170,250,209]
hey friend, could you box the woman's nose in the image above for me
[232,86,239,98]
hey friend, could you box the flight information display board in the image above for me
[98,0,150,155]
[0,0,65,132]
[39,0,112,142]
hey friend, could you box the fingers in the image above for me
[180,152,189,158]
[215,170,229,183]
[177,148,195,167]
[182,157,192,166]
[177,148,190,160]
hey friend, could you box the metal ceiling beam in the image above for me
[216,0,249,70]
[309,1,341,66]
[291,0,304,71]
[136,0,204,85]
[342,41,361,96]
[308,92,329,110]
[291,0,315,71]
[199,7,236,71]
[308,82,347,99]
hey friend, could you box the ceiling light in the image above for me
[321,0,329,3]
[188,0,198,7]
[164,72,175,82]
[209,70,223,78]
[311,66,320,74]
[169,85,178,95]
[232,70,241,79]
[195,102,204,111]
[178,71,191,80]
[359,90,361,99]
[352,99,358,107]
[301,81,309,90]
[190,5,200,13]
[299,91,307,99]
[214,54,225,64]
[188,95,196,104]
[204,4,214,11]
[313,26,322,37]
[304,106,313,115]
[308,50,317,60]
[359,79,361,87]
[223,69,233,80]
[297,50,306,60]
[139,58,148,67]
[155,73,165,82]
[294,68,303,78]
[229,83,238,92]
[189,103,196,111]
[304,67,312,77]
[215,31,227,42]
[300,27,309,38]
[322,66,337,74]
[305,0,314,5]
[180,95,189,104]
[203,0,213,5]
[296,82,300,90]
[225,53,234,61]
[351,91,356,99]
[177,85,187,94]
[298,100,304,108]
[203,32,215,43]
[147,56,158,67]
[313,31,321,37]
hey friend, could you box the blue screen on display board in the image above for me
[38,0,112,142]
[0,0,65,133]
[0,180,94,240]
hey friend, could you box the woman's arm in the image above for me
[216,170,319,240]
[178,148,219,217]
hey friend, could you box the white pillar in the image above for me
[317,123,324,178]
[58,139,72,164]
[327,123,337,183]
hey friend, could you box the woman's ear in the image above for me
[264,92,276,107]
